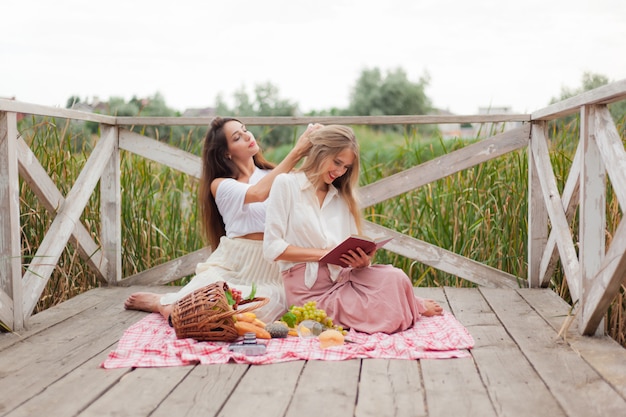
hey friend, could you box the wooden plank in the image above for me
[4,350,133,417]
[359,124,530,207]
[0,289,144,362]
[116,114,531,127]
[528,121,549,288]
[100,125,122,284]
[0,289,13,332]
[530,124,581,301]
[518,288,626,400]
[16,136,108,283]
[0,287,110,351]
[421,358,498,417]
[579,106,606,337]
[581,217,626,335]
[150,364,249,417]
[356,359,426,417]
[532,79,626,120]
[539,141,581,287]
[284,359,360,417]
[21,127,117,317]
[218,361,306,417]
[481,287,626,416]
[0,286,173,351]
[0,98,116,124]
[0,291,149,413]
[119,129,202,178]
[79,366,195,417]
[581,104,626,329]
[592,106,626,210]
[416,281,478,417]
[0,111,22,330]
[445,287,566,417]
[418,284,503,417]
[118,247,212,286]
[364,222,520,289]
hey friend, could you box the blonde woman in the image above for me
[263,125,442,334]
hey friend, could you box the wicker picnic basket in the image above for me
[170,281,269,342]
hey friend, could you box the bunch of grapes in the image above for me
[228,287,243,308]
[286,301,344,333]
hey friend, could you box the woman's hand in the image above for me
[260,123,324,203]
[292,123,322,159]
[340,247,372,269]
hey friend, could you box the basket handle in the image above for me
[194,296,270,326]
[234,296,270,315]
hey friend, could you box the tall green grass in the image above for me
[354,126,529,288]
[18,118,204,312]
[15,118,625,346]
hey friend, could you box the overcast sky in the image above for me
[2,0,625,115]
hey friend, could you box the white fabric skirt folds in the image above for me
[159,236,286,323]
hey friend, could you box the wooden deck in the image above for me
[1,286,625,417]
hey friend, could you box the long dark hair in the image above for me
[199,117,275,250]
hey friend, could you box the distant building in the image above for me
[475,106,523,138]
[434,108,475,140]
[435,106,522,140]
[68,96,108,114]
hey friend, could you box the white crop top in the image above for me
[215,167,270,238]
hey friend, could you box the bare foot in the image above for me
[422,299,444,317]
[124,292,162,313]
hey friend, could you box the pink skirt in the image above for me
[282,263,427,334]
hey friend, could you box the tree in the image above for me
[108,96,141,117]
[348,67,432,132]
[66,96,81,109]
[216,82,300,147]
[551,72,610,102]
[349,68,431,116]
[349,68,384,116]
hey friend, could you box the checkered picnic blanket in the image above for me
[101,312,474,368]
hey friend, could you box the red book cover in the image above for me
[319,235,393,267]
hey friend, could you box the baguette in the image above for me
[234,321,271,339]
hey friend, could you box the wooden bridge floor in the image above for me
[1,285,625,417]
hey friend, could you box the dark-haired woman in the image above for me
[124,117,318,322]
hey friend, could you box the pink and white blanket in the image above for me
[101,312,474,368]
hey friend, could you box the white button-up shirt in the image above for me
[263,171,358,288]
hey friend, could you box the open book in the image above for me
[319,235,393,267]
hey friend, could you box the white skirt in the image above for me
[160,236,286,323]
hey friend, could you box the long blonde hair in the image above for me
[299,125,362,233]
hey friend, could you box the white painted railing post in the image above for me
[527,121,548,288]
[530,123,582,302]
[579,105,606,336]
[0,111,23,330]
[580,106,626,335]
[100,125,122,284]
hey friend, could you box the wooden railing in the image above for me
[1,79,625,335]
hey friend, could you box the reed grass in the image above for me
[357,127,529,288]
[13,117,625,346]
[18,118,204,312]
